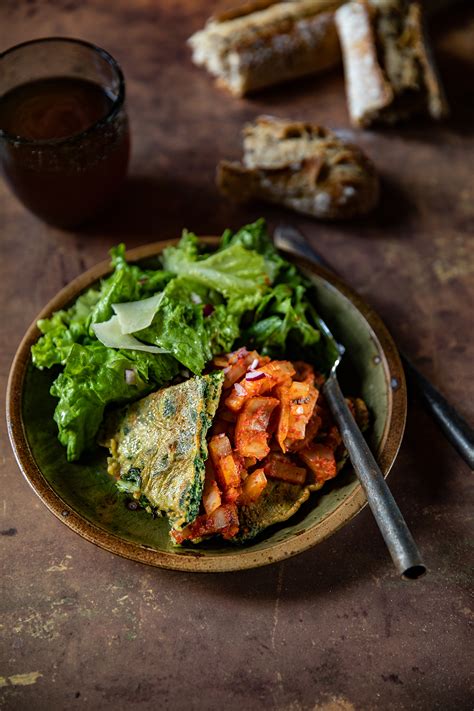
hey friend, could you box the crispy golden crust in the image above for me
[335,0,449,126]
[217,116,379,219]
[189,0,342,96]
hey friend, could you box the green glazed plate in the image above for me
[6,239,406,572]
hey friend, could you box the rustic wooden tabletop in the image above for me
[1,2,473,710]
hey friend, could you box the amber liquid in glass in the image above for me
[0,77,129,227]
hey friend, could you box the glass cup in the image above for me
[0,37,130,228]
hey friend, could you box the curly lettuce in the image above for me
[32,219,335,461]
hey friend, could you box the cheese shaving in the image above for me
[112,292,164,334]
[92,316,168,354]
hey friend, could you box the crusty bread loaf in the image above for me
[217,116,379,219]
[189,0,343,97]
[335,0,449,127]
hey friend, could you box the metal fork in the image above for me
[322,338,425,579]
[275,225,426,579]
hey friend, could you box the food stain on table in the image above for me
[0,672,43,687]
[45,554,72,573]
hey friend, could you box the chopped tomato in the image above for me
[243,456,257,469]
[264,453,307,485]
[299,444,337,484]
[190,351,364,542]
[222,348,270,389]
[174,503,239,543]
[209,434,241,489]
[202,478,222,515]
[209,432,232,458]
[220,454,241,490]
[235,397,279,459]
[239,469,267,505]
[264,360,296,382]
[222,486,242,504]
[232,451,247,479]
[223,354,252,389]
[209,503,239,539]
[225,374,274,412]
[224,360,295,412]
[284,379,318,448]
[275,382,291,452]
[287,408,322,452]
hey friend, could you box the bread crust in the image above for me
[189,0,342,96]
[217,116,379,219]
[212,0,283,23]
[335,0,449,126]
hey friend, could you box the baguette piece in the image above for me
[335,0,449,127]
[189,0,343,97]
[217,116,379,219]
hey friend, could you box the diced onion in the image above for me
[125,368,137,385]
[245,371,266,381]
[234,382,246,396]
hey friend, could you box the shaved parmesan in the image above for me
[112,292,164,334]
[92,316,168,354]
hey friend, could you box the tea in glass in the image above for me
[0,38,130,228]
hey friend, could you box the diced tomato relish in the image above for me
[177,350,365,543]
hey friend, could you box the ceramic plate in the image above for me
[7,239,406,572]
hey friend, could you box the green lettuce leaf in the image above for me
[162,237,267,303]
[136,278,212,374]
[136,275,262,373]
[51,342,179,461]
[88,244,142,327]
[244,283,320,355]
[219,220,338,367]
[220,218,288,283]
[203,303,241,355]
[88,244,174,329]
[32,289,100,368]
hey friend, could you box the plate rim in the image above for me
[6,238,407,572]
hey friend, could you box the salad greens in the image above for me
[32,219,334,462]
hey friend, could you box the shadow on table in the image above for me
[339,174,418,239]
[242,65,343,112]
[431,0,474,136]
[81,174,260,244]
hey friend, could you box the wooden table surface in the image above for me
[1,2,473,710]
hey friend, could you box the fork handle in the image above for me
[323,374,426,579]
[402,355,474,470]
